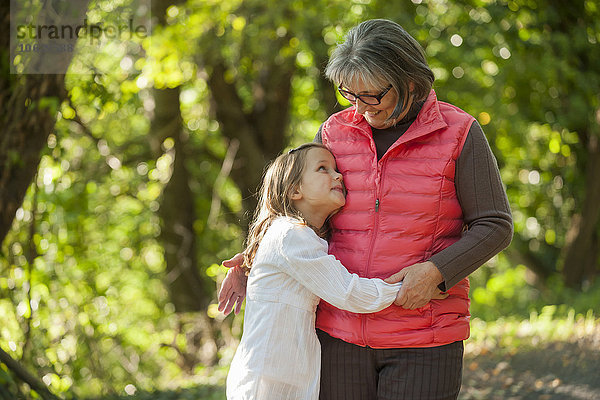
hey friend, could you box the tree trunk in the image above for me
[150,0,218,370]
[150,0,210,312]
[562,135,600,287]
[0,75,59,244]
[0,0,90,395]
[0,0,89,248]
[545,0,600,288]
[206,62,276,218]
[151,87,208,312]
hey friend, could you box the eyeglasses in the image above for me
[337,84,393,105]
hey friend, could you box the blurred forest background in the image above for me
[1,0,599,398]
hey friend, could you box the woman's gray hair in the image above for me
[325,19,434,121]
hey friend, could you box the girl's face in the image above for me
[291,148,345,227]
[341,78,411,129]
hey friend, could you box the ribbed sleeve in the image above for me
[429,121,513,290]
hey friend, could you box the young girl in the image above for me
[226,143,403,400]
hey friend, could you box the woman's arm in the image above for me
[391,121,513,309]
[429,120,513,290]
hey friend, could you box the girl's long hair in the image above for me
[243,143,336,269]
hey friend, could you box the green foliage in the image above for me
[2,0,599,398]
[469,253,600,322]
[2,1,240,397]
[468,306,598,353]
[470,262,537,320]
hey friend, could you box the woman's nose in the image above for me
[355,99,376,115]
[355,100,368,115]
[333,171,343,181]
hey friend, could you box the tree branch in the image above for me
[208,138,240,227]
[0,347,60,400]
[21,172,39,362]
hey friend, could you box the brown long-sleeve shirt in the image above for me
[315,103,513,291]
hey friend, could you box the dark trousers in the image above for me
[317,330,463,400]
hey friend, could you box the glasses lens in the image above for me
[338,89,356,102]
[338,87,384,105]
[359,96,380,105]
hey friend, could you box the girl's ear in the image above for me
[290,185,302,201]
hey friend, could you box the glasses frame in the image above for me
[337,84,393,105]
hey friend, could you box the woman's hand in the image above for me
[217,253,248,315]
[385,261,448,310]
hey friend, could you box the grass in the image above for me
[466,306,598,355]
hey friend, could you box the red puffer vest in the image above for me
[316,90,474,348]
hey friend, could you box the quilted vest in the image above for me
[316,90,474,348]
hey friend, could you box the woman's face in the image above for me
[342,78,409,129]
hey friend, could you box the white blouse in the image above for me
[226,217,401,400]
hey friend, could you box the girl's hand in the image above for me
[217,253,248,315]
[385,261,448,309]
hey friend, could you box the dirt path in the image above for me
[460,337,600,399]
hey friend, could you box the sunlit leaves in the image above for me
[2,0,599,397]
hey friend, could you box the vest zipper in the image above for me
[363,163,384,347]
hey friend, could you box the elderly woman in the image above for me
[220,19,512,399]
